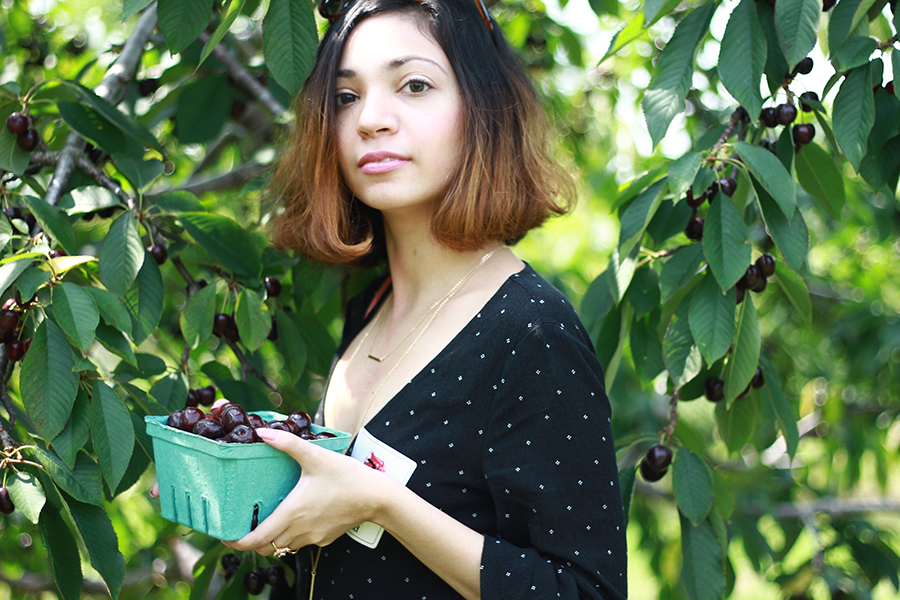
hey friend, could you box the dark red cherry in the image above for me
[751,366,766,389]
[220,406,251,432]
[264,276,282,298]
[221,553,241,579]
[264,421,294,433]
[17,128,39,151]
[645,444,673,471]
[0,309,20,332]
[185,388,200,408]
[225,424,260,443]
[6,112,28,135]
[685,217,704,241]
[213,312,232,336]
[193,418,226,439]
[0,486,15,514]
[736,286,745,304]
[751,277,768,293]
[639,460,667,482]
[244,570,265,595]
[705,377,725,402]
[759,107,778,128]
[5,339,25,361]
[799,91,819,112]
[718,177,737,197]
[775,103,798,126]
[262,564,286,587]
[315,431,337,439]
[149,244,168,265]
[247,413,266,428]
[180,406,205,432]
[48,248,66,258]
[197,385,216,406]
[166,409,185,430]
[737,264,762,291]
[756,253,776,278]
[287,411,312,433]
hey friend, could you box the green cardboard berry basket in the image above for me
[145,411,351,541]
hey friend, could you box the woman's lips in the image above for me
[358,151,410,174]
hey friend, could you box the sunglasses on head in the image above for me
[318,0,496,37]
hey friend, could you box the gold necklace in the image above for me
[347,246,501,436]
[366,294,435,362]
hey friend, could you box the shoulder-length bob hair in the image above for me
[271,0,575,265]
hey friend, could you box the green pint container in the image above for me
[145,411,352,540]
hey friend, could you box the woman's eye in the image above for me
[335,92,357,107]
[404,80,430,94]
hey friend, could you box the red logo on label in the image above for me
[364,452,386,472]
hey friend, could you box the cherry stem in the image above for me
[637,245,683,269]
[660,389,680,444]
[710,107,746,156]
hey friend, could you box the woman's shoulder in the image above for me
[496,264,588,334]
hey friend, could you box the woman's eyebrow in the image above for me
[336,55,449,80]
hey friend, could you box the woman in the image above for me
[227,0,628,597]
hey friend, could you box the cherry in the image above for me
[685,217,704,241]
[180,406,205,432]
[706,180,719,203]
[751,276,768,293]
[299,429,317,440]
[685,188,706,208]
[193,418,226,439]
[82,211,96,221]
[17,128,39,151]
[244,570,265,595]
[287,410,312,433]
[6,112,27,135]
[0,486,14,514]
[149,244,168,265]
[793,57,814,76]
[49,248,66,258]
[5,339,25,361]
[220,405,251,431]
[756,253,776,278]
[97,206,117,219]
[775,103,798,126]
[137,78,160,97]
[751,366,766,389]
[225,424,260,443]
[759,107,778,128]
[734,106,750,122]
[887,81,895,95]
[823,0,836,9]
[799,91,819,112]
[639,459,667,482]
[221,553,241,579]
[264,276,282,298]
[197,385,216,406]
[792,123,816,147]
[315,431,338,439]
[0,309,20,332]
[213,312,231,336]
[705,377,725,402]
[737,264,762,291]
[248,413,266,428]
[265,421,294,433]
[263,565,286,587]
[185,388,200,408]
[645,444,673,471]
[718,177,737,198]
[166,409,185,430]
[268,315,279,341]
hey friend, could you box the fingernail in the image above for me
[256,428,276,441]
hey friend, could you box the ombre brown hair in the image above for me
[270,0,575,265]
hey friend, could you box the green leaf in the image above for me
[618,178,666,259]
[33,447,104,506]
[760,358,800,460]
[154,190,205,213]
[179,212,262,279]
[580,268,614,334]
[52,282,100,354]
[57,101,128,154]
[664,301,703,388]
[719,0,767,121]
[235,288,271,352]
[712,470,736,519]
[0,215,11,252]
[16,266,50,302]
[23,195,78,255]
[85,287,134,332]
[263,0,318,96]
[58,81,162,152]
[0,105,32,174]
[715,391,760,453]
[199,0,247,68]
[176,75,232,144]
[123,0,154,20]
[95,324,138,365]
[630,310,666,381]
[644,0,682,26]
[20,319,79,442]
[0,257,38,299]
[618,464,637,525]
[642,4,715,147]
[68,497,125,599]
[735,142,796,217]
[295,313,338,377]
[181,283,217,349]
[828,0,875,55]
[157,0,214,55]
[834,36,879,71]
[722,295,760,406]
[38,502,83,600]
[607,244,640,305]
[274,310,308,385]
[702,195,752,292]
[756,183,809,271]
[795,142,846,220]
[757,2,791,94]
[689,273,736,365]
[833,63,875,170]
[668,153,703,201]
[100,211,145,298]
[112,155,165,190]
[626,266,661,319]
[7,470,46,524]
[859,134,900,193]
[123,254,164,345]
[660,243,705,302]
[774,0,820,70]
[60,186,120,215]
[773,261,811,325]
[50,388,92,469]
[646,198,693,246]
[149,371,189,412]
[90,380,135,494]
[680,512,726,600]
[672,448,714,525]
[602,13,647,63]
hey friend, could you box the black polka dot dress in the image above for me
[286,264,627,600]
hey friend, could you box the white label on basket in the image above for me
[346,427,417,548]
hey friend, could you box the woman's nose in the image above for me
[356,92,397,137]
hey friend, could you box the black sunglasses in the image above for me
[318,0,496,38]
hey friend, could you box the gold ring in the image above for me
[272,542,297,558]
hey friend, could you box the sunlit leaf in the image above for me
[263,0,318,96]
[774,0,820,70]
[673,448,713,526]
[90,380,135,493]
[833,62,875,170]
[722,296,760,407]
[689,273,736,365]
[719,0,766,121]
[20,319,79,442]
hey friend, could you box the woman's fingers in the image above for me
[149,483,159,498]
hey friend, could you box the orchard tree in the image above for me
[0,0,898,599]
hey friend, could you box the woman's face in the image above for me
[334,12,464,221]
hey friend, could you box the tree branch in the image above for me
[44,4,158,207]
[29,151,134,209]
[224,338,278,392]
[163,162,268,196]
[201,32,288,117]
[750,497,900,519]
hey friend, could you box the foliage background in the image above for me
[0,0,899,598]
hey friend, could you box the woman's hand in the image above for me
[224,427,393,555]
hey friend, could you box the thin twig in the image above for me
[661,389,680,443]
[709,107,746,156]
[160,162,269,197]
[44,4,159,207]
[201,32,288,116]
[224,338,278,391]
